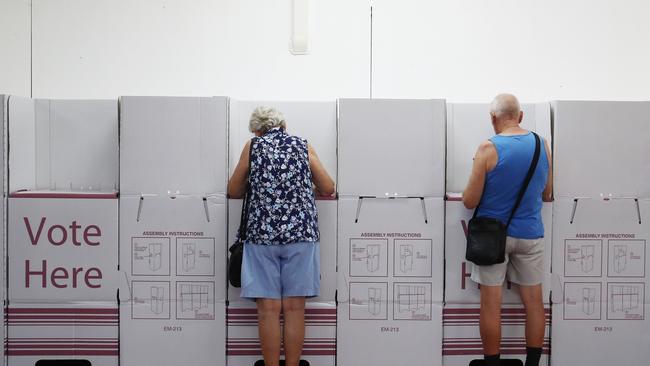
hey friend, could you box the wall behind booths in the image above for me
[0,0,31,96]
[2,0,650,100]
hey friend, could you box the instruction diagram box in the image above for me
[176,281,215,320]
[393,282,432,321]
[132,281,171,319]
[565,239,602,277]
[132,237,171,276]
[176,237,216,276]
[393,239,432,277]
[607,282,645,320]
[349,238,388,277]
[563,282,602,320]
[607,240,646,278]
[349,282,388,320]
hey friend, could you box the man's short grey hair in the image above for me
[490,93,521,120]
[249,106,286,133]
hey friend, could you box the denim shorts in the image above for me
[241,241,320,300]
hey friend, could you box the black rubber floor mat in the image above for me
[254,360,310,366]
[468,359,524,366]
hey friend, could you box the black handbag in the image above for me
[465,132,541,266]
[228,140,254,288]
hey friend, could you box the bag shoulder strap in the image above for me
[505,132,541,227]
[237,138,255,242]
[471,132,541,227]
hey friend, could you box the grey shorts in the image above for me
[471,236,544,286]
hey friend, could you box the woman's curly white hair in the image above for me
[249,106,286,133]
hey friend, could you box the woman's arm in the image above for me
[227,140,252,199]
[308,143,335,196]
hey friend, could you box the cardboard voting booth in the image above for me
[7,97,119,366]
[336,99,445,366]
[118,96,228,366]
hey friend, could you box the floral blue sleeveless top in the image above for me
[245,128,319,245]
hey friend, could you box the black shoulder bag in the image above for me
[465,132,541,266]
[228,140,255,287]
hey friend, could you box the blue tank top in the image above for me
[476,132,548,239]
[244,128,319,245]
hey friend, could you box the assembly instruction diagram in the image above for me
[132,237,171,275]
[393,282,432,320]
[349,282,388,320]
[130,235,216,320]
[607,240,645,277]
[132,281,171,319]
[562,238,647,321]
[607,282,644,320]
[393,239,432,277]
[347,236,435,322]
[177,282,215,320]
[565,240,602,277]
[563,282,602,320]
[176,238,215,276]
[350,239,388,277]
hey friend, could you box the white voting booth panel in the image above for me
[119,96,228,366]
[227,101,338,366]
[551,198,650,366]
[337,197,444,366]
[6,97,119,366]
[337,98,446,197]
[552,101,650,199]
[0,96,7,366]
[337,99,445,366]
[119,96,228,196]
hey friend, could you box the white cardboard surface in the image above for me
[8,98,118,192]
[7,196,119,366]
[119,195,226,366]
[338,99,446,197]
[446,102,551,193]
[553,101,650,199]
[551,198,650,365]
[336,197,444,366]
[119,96,228,195]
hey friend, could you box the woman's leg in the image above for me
[257,298,282,366]
[282,296,306,366]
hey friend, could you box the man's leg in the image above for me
[257,298,283,366]
[282,296,306,366]
[480,284,503,365]
[519,284,545,366]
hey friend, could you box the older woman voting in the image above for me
[228,106,335,366]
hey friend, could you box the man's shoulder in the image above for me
[477,139,497,155]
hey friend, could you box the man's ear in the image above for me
[518,111,523,124]
[490,112,497,125]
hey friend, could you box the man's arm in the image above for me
[542,137,553,202]
[227,140,251,199]
[462,140,495,209]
